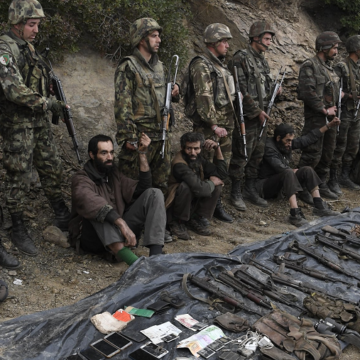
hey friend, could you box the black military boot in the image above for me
[289,208,308,227]
[327,168,342,195]
[318,173,338,200]
[230,179,246,211]
[297,189,314,206]
[0,240,20,269]
[243,178,268,207]
[11,212,38,256]
[50,199,71,232]
[213,197,233,223]
[339,166,360,190]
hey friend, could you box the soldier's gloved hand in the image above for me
[46,98,66,117]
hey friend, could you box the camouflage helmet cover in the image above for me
[9,0,45,25]
[346,35,360,53]
[130,18,162,48]
[249,21,275,38]
[203,23,232,44]
[315,31,341,51]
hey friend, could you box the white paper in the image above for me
[141,321,182,344]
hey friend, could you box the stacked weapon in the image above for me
[322,225,360,247]
[289,240,360,284]
[315,234,360,263]
[258,67,286,140]
[186,274,262,315]
[233,66,247,162]
[48,60,82,164]
[354,100,360,119]
[160,54,179,159]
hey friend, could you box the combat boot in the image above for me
[327,168,342,195]
[50,199,71,232]
[288,208,308,227]
[297,189,314,206]
[243,178,268,207]
[0,240,20,269]
[230,179,246,211]
[213,197,233,223]
[339,166,360,190]
[318,173,338,200]
[11,212,38,256]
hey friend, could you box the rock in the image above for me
[42,226,70,248]
[260,220,267,226]
[8,270,17,276]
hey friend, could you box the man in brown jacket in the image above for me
[69,134,165,265]
[165,132,227,240]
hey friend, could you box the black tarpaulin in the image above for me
[1,209,360,360]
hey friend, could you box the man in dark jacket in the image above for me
[258,119,340,227]
[69,133,165,265]
[165,132,227,240]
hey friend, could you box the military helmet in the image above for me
[130,18,162,48]
[249,21,275,38]
[203,23,232,44]
[315,31,341,51]
[346,35,360,53]
[9,0,45,25]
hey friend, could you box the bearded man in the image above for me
[69,134,165,265]
[258,121,340,227]
[165,132,227,240]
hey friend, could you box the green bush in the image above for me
[0,0,190,67]
[324,0,360,34]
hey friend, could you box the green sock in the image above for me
[117,247,138,266]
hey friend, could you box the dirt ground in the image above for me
[1,135,360,359]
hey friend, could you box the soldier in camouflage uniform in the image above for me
[0,0,70,262]
[297,31,343,200]
[114,18,179,195]
[228,21,278,211]
[184,23,235,222]
[328,35,360,193]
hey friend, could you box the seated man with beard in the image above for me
[258,120,340,227]
[165,132,227,239]
[69,134,165,265]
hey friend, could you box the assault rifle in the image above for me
[249,256,359,305]
[289,240,360,283]
[258,67,286,140]
[273,253,356,287]
[322,225,360,247]
[315,234,360,263]
[48,60,82,164]
[233,66,247,162]
[160,54,179,159]
[354,100,360,119]
[185,274,262,315]
[337,77,343,134]
[217,271,272,310]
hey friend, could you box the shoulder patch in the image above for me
[0,54,10,66]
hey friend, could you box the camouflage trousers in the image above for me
[118,139,171,193]
[194,126,233,169]
[229,119,266,180]
[1,121,63,214]
[298,115,337,179]
[331,119,360,170]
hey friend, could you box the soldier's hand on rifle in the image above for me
[341,91,345,99]
[323,106,337,116]
[114,218,137,247]
[210,176,224,187]
[171,84,179,97]
[126,141,138,151]
[46,98,68,119]
[203,139,219,151]
[212,125,227,138]
[258,111,270,126]
[328,117,340,128]
[277,86,283,96]
[138,132,151,152]
[49,84,55,96]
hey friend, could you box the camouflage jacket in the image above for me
[114,48,178,144]
[334,57,360,121]
[188,48,236,130]
[0,31,50,127]
[298,55,340,119]
[229,45,272,120]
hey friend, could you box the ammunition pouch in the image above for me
[304,293,360,333]
[213,312,250,333]
[253,309,341,360]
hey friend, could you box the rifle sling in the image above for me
[247,50,264,111]
[148,77,163,124]
[182,273,215,306]
[347,57,358,106]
